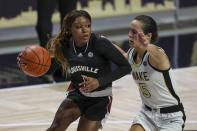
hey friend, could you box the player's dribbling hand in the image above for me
[78,75,100,93]
[17,52,26,69]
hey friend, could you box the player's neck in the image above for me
[136,48,146,59]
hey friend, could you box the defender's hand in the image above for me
[134,31,149,47]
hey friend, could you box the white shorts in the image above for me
[132,105,186,131]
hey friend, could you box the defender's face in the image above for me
[71,16,92,47]
[128,20,144,48]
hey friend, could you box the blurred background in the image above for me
[0,0,197,89]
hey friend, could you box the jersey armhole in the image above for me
[147,55,170,72]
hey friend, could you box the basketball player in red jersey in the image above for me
[45,10,131,131]
[115,15,186,131]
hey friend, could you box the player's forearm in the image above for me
[98,63,131,87]
[113,44,128,59]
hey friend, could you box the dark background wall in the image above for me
[1,0,197,19]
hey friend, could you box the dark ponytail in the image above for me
[134,15,159,44]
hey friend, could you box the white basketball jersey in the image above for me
[128,48,181,108]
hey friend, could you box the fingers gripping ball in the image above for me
[18,45,51,77]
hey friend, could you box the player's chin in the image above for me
[81,39,89,44]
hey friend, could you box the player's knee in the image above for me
[46,123,60,131]
[56,99,80,121]
[129,124,145,131]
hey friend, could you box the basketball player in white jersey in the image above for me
[115,15,186,131]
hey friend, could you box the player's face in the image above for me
[128,20,144,48]
[71,16,92,47]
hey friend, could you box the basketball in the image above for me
[18,45,51,77]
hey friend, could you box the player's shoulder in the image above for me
[91,33,109,42]
[151,44,165,54]
[90,33,111,47]
[90,33,114,53]
[149,44,170,70]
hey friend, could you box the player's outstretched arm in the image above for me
[113,44,128,59]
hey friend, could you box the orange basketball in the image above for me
[18,45,51,77]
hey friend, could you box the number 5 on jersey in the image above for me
[139,83,151,98]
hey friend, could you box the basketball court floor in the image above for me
[0,67,197,131]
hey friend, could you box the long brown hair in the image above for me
[47,10,92,74]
